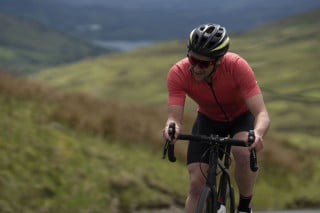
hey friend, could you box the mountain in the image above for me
[0,0,320,41]
[0,13,111,74]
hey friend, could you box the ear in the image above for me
[216,56,224,65]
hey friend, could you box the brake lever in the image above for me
[248,130,258,172]
[162,122,176,162]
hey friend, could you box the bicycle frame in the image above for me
[206,140,221,195]
[203,139,235,213]
[206,141,223,212]
[217,145,234,207]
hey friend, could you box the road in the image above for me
[259,211,320,213]
[134,207,320,213]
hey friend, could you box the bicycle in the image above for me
[162,122,258,213]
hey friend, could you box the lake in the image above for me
[92,40,155,52]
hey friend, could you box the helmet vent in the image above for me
[206,27,215,33]
[216,32,222,37]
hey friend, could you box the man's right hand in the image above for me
[163,121,180,143]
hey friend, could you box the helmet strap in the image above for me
[205,61,218,83]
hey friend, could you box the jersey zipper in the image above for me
[207,82,230,122]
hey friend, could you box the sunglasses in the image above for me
[187,54,215,69]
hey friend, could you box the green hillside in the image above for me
[0,13,111,74]
[32,40,185,106]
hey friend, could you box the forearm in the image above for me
[245,94,270,139]
[164,105,184,140]
[254,110,270,138]
[166,105,184,126]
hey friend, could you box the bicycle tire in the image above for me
[218,175,235,213]
[196,185,217,213]
[224,183,235,213]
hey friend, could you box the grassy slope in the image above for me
[1,9,319,211]
[32,40,186,106]
[0,71,188,213]
[0,102,187,213]
[0,13,111,74]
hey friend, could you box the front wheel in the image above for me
[223,184,235,213]
[196,185,217,213]
[217,174,235,213]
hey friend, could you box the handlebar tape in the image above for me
[248,130,258,172]
[177,134,204,141]
[168,144,176,162]
[167,123,176,162]
[178,134,246,147]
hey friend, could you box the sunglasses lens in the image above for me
[188,57,196,66]
[188,56,211,68]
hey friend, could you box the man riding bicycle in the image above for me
[163,23,270,213]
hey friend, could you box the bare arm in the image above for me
[246,94,270,151]
[164,105,184,142]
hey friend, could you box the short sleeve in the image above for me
[233,57,261,99]
[167,64,187,106]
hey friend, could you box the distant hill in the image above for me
[0,13,112,74]
[0,0,320,40]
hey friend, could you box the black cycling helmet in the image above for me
[187,23,230,58]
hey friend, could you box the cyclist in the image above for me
[163,23,270,213]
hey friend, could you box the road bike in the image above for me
[162,122,258,213]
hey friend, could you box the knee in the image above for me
[188,178,204,198]
[187,163,207,198]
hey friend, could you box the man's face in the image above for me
[187,52,216,81]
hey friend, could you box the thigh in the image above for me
[231,131,251,163]
[229,111,254,162]
[187,112,230,164]
[187,113,217,164]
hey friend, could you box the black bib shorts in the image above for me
[187,111,254,165]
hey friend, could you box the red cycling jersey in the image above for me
[167,52,261,121]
